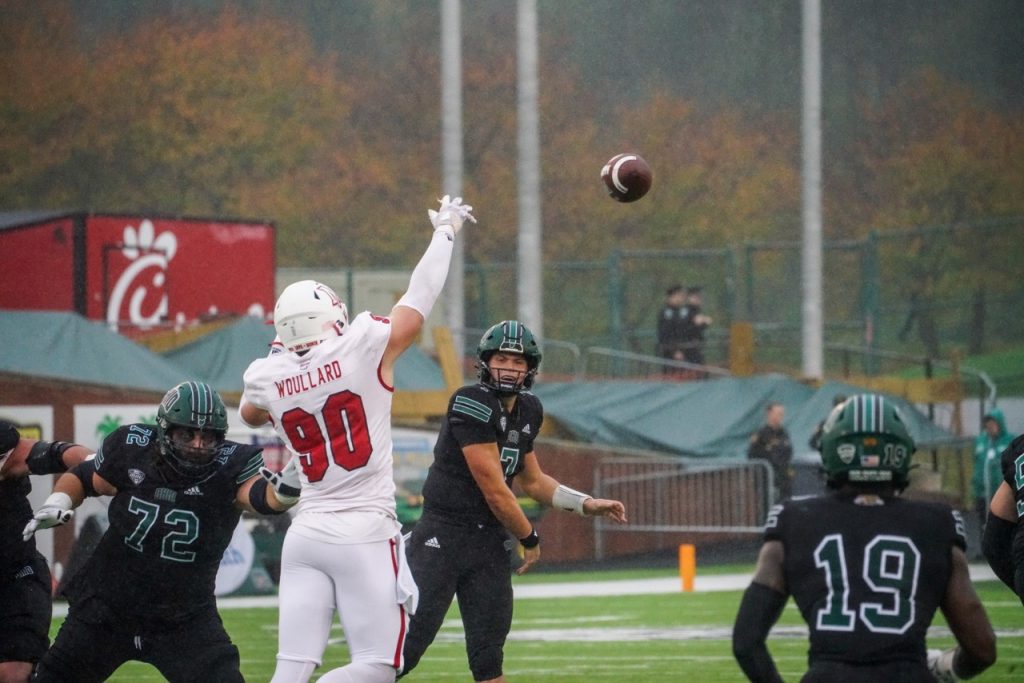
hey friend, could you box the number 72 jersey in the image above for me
[765,493,966,666]
[242,312,398,517]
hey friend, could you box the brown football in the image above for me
[601,153,652,203]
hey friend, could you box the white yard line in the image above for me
[50,564,999,617]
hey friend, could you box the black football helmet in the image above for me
[476,320,542,394]
[156,381,228,479]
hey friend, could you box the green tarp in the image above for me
[1,311,962,462]
[0,310,193,392]
[533,375,964,462]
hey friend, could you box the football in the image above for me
[601,153,653,203]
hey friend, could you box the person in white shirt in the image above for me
[240,195,475,683]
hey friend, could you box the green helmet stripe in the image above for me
[189,380,208,426]
[501,320,524,353]
[853,394,884,432]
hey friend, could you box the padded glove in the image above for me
[260,457,301,505]
[22,492,75,541]
[428,195,476,235]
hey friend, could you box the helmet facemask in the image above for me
[480,352,534,394]
[156,381,228,480]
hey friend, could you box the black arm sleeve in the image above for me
[26,440,76,475]
[70,459,99,497]
[1014,519,1024,606]
[982,513,1017,591]
[248,477,287,515]
[732,582,786,683]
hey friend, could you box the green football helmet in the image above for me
[156,381,228,479]
[476,320,542,393]
[820,393,915,488]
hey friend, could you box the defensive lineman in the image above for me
[240,195,475,683]
[732,394,995,682]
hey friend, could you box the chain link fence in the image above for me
[465,217,1024,380]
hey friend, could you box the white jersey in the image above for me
[242,312,397,518]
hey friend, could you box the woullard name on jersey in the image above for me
[273,360,343,397]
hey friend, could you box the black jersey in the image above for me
[0,476,34,577]
[765,492,965,667]
[1000,432,1024,518]
[64,424,263,625]
[420,385,544,526]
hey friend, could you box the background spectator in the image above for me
[656,284,688,368]
[747,402,793,502]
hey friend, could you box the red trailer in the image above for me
[0,211,275,332]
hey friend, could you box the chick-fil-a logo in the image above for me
[105,220,177,330]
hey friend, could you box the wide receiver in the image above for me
[732,394,995,682]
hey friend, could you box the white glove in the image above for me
[428,195,476,235]
[22,492,75,541]
[927,648,959,683]
[260,457,301,505]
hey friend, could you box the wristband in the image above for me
[519,527,540,549]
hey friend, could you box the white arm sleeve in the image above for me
[395,228,455,319]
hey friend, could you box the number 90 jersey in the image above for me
[765,493,966,667]
[242,312,397,518]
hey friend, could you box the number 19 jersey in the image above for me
[242,312,397,519]
[765,491,966,667]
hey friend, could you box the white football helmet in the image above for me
[274,280,348,352]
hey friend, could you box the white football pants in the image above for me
[270,531,409,683]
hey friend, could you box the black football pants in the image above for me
[402,515,514,682]
[35,601,243,682]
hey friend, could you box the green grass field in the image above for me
[50,567,1023,681]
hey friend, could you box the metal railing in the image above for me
[592,457,774,559]
[579,347,731,381]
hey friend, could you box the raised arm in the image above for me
[383,195,475,376]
